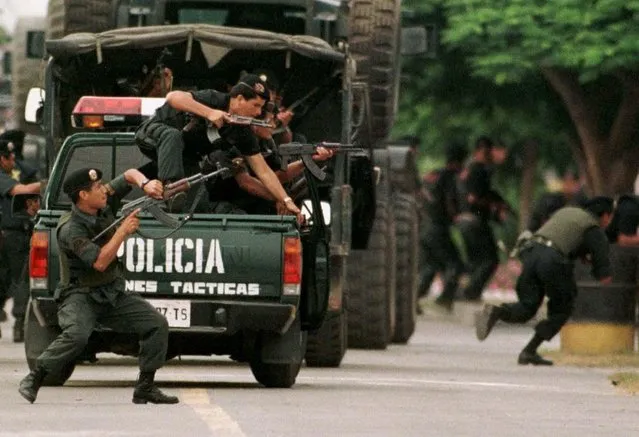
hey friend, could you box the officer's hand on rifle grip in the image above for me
[312,147,334,161]
[142,179,164,200]
[118,208,142,236]
[208,109,229,128]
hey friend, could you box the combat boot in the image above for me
[13,318,24,343]
[132,371,179,404]
[475,304,501,341]
[518,351,553,366]
[19,367,47,404]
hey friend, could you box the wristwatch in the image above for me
[140,179,151,189]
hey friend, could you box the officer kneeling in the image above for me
[19,167,179,405]
[475,196,613,366]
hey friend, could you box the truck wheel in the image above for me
[24,300,75,386]
[47,0,113,39]
[305,311,347,367]
[250,319,304,388]
[305,255,348,367]
[10,17,46,135]
[348,0,402,143]
[391,193,419,344]
[347,198,395,349]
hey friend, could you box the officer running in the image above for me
[19,167,179,405]
[418,142,468,311]
[475,197,613,366]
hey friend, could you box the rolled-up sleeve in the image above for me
[58,222,101,268]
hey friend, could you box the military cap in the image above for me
[63,167,103,196]
[0,140,15,157]
[445,142,469,163]
[474,135,494,150]
[235,73,271,101]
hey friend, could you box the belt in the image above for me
[531,235,565,256]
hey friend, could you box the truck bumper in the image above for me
[33,297,296,335]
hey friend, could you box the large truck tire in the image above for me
[24,300,75,386]
[305,256,348,367]
[10,16,46,135]
[347,199,396,349]
[250,319,304,388]
[348,0,402,143]
[391,193,419,343]
[47,0,114,39]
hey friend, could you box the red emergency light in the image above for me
[71,96,165,129]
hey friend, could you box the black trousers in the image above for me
[418,222,464,301]
[38,291,169,375]
[457,217,499,300]
[500,244,576,340]
[136,122,186,182]
[0,229,30,320]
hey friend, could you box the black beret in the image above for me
[0,140,16,156]
[0,130,25,147]
[63,167,103,196]
[235,73,271,101]
[474,135,494,150]
[253,68,280,92]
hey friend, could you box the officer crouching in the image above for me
[19,167,179,405]
[475,196,613,366]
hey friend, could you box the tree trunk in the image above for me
[519,139,538,232]
[541,67,639,196]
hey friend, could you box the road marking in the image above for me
[180,389,246,436]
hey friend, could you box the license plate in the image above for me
[147,299,191,328]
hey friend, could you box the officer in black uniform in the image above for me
[418,142,468,311]
[19,167,179,405]
[475,197,613,366]
[456,136,501,302]
[135,74,300,217]
[0,139,42,341]
[605,194,639,284]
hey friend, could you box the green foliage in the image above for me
[443,0,639,84]
[0,26,10,45]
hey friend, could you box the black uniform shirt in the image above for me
[423,167,459,226]
[577,227,612,280]
[616,196,639,236]
[0,161,38,230]
[459,161,492,218]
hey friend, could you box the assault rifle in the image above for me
[206,115,273,142]
[277,142,364,181]
[92,166,231,242]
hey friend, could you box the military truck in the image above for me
[41,0,424,357]
[24,24,371,387]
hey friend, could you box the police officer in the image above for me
[19,167,179,405]
[475,197,613,366]
[456,136,501,302]
[136,74,300,217]
[0,139,42,342]
[605,194,639,285]
[418,142,468,311]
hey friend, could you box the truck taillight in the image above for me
[30,231,49,289]
[283,236,302,295]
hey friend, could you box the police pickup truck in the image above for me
[22,25,356,388]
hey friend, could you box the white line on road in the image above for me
[181,389,246,437]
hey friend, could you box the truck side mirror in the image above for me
[25,87,46,124]
[26,31,46,59]
[2,52,11,76]
[401,24,438,57]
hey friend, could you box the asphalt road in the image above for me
[0,310,636,437]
